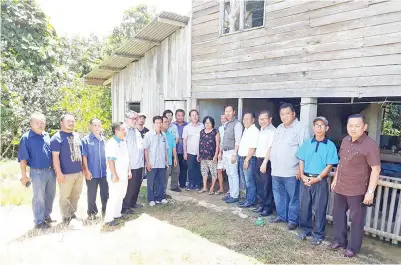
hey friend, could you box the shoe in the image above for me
[104,220,119,227]
[87,214,98,221]
[114,216,123,220]
[186,187,191,191]
[44,217,56,223]
[344,249,357,258]
[311,238,323,246]
[297,231,312,240]
[171,187,181,192]
[122,208,135,215]
[195,186,200,191]
[328,242,347,250]
[63,216,73,225]
[155,201,161,204]
[239,202,253,208]
[269,216,285,224]
[222,195,230,201]
[161,199,168,204]
[131,203,143,208]
[35,222,50,229]
[288,223,298,230]
[225,197,239,204]
[259,210,272,217]
[252,206,264,213]
[166,194,172,199]
[149,201,156,207]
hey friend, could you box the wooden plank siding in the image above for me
[191,0,401,99]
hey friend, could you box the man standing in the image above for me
[18,113,56,229]
[104,123,131,227]
[122,110,144,214]
[144,116,169,206]
[162,116,180,192]
[296,117,339,245]
[237,113,259,208]
[163,109,179,143]
[51,114,84,225]
[253,111,276,217]
[81,118,108,220]
[137,113,149,138]
[270,103,308,230]
[183,109,204,190]
[173,109,188,189]
[221,105,243,204]
[329,114,381,257]
[217,114,226,195]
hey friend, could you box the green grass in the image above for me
[0,159,21,179]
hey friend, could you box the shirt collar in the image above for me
[174,121,188,127]
[311,136,328,144]
[245,124,256,130]
[348,133,367,143]
[151,129,163,136]
[28,129,46,138]
[113,135,121,143]
[89,132,104,141]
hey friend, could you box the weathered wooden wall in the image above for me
[111,23,191,127]
[191,0,401,99]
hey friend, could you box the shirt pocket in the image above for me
[285,132,298,147]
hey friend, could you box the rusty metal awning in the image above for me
[84,11,189,86]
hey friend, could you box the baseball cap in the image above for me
[138,113,146,119]
[313,116,329,126]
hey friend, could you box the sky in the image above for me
[36,0,192,38]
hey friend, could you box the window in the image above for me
[221,0,265,35]
[127,102,140,113]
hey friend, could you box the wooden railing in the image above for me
[326,174,401,244]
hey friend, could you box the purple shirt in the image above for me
[173,121,188,154]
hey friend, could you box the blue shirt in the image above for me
[296,137,339,175]
[50,131,83,175]
[81,133,107,178]
[164,130,176,166]
[18,130,52,169]
[173,121,188,154]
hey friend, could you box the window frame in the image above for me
[126,101,141,113]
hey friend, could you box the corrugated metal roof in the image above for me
[85,11,189,85]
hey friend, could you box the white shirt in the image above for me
[106,137,129,180]
[182,122,204,155]
[218,124,225,148]
[125,125,144,169]
[238,124,259,157]
[255,124,276,158]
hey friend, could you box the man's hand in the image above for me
[296,168,301,180]
[174,158,178,167]
[304,177,319,187]
[146,162,152,172]
[244,159,249,170]
[57,173,65,184]
[330,178,337,191]
[184,153,188,160]
[363,192,374,205]
[20,174,30,187]
[84,170,92,180]
[197,155,200,162]
[260,163,267,173]
[231,154,237,164]
[112,175,119,183]
[128,172,132,179]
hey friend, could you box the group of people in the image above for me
[18,102,381,258]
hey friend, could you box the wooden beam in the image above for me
[99,66,124,72]
[84,78,106,86]
[157,17,186,27]
[113,53,142,60]
[133,37,160,46]
[103,77,112,86]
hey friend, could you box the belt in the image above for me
[31,167,53,171]
[223,148,234,151]
[304,173,319,177]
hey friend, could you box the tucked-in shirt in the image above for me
[168,123,179,139]
[270,119,309,177]
[199,129,219,160]
[105,136,129,180]
[143,130,169,168]
[173,121,188,154]
[255,124,276,158]
[335,133,381,196]
[296,137,339,175]
[81,133,107,178]
[164,130,176,166]
[125,125,144,170]
[50,131,82,175]
[218,124,225,148]
[138,127,149,139]
[18,130,52,169]
[238,124,259,157]
[183,122,205,155]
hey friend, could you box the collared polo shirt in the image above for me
[143,130,169,168]
[50,131,82,175]
[270,119,309,177]
[18,130,52,169]
[164,130,176,166]
[255,124,276,158]
[182,122,204,155]
[296,137,339,175]
[238,124,260,157]
[81,133,107,178]
[125,124,144,170]
[105,136,129,180]
[173,121,188,154]
[335,133,381,196]
[138,127,149,138]
[168,123,179,139]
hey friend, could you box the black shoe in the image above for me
[297,231,312,240]
[35,222,50,229]
[222,195,230,201]
[131,203,143,209]
[252,206,264,213]
[311,238,323,246]
[269,216,285,224]
[104,220,119,227]
[171,187,181,192]
[239,202,253,208]
[166,194,172,199]
[44,217,56,223]
[259,210,272,217]
[225,197,239,204]
[122,208,135,215]
[288,223,298,230]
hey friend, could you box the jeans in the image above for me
[272,176,300,225]
[187,154,201,188]
[147,168,166,202]
[178,154,188,188]
[122,168,144,210]
[238,156,257,205]
[255,158,273,213]
[86,177,109,215]
[223,149,239,199]
[299,178,328,239]
[30,168,56,225]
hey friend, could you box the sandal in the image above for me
[215,191,224,195]
[198,189,207,194]
[208,191,215,195]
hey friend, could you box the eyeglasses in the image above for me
[314,124,326,128]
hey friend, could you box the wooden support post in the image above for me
[238,98,243,120]
[300,97,318,137]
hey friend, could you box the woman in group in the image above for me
[197,116,221,194]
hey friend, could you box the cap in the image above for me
[138,113,146,119]
[313,116,329,126]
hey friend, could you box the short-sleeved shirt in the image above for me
[255,124,276,158]
[199,128,219,160]
[138,127,149,138]
[270,119,309,177]
[335,133,381,196]
[183,122,205,155]
[81,133,107,178]
[50,131,82,175]
[125,125,144,170]
[173,121,188,154]
[218,124,225,148]
[164,130,176,166]
[18,130,52,169]
[143,130,169,168]
[105,136,129,180]
[238,124,260,157]
[168,124,179,139]
[296,137,339,175]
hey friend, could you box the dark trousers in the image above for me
[299,178,329,240]
[187,154,201,188]
[255,158,273,213]
[332,192,366,253]
[122,168,144,210]
[86,177,109,215]
[147,168,166,202]
[178,154,188,188]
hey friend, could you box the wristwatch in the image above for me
[367,189,375,194]
[317,175,322,181]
